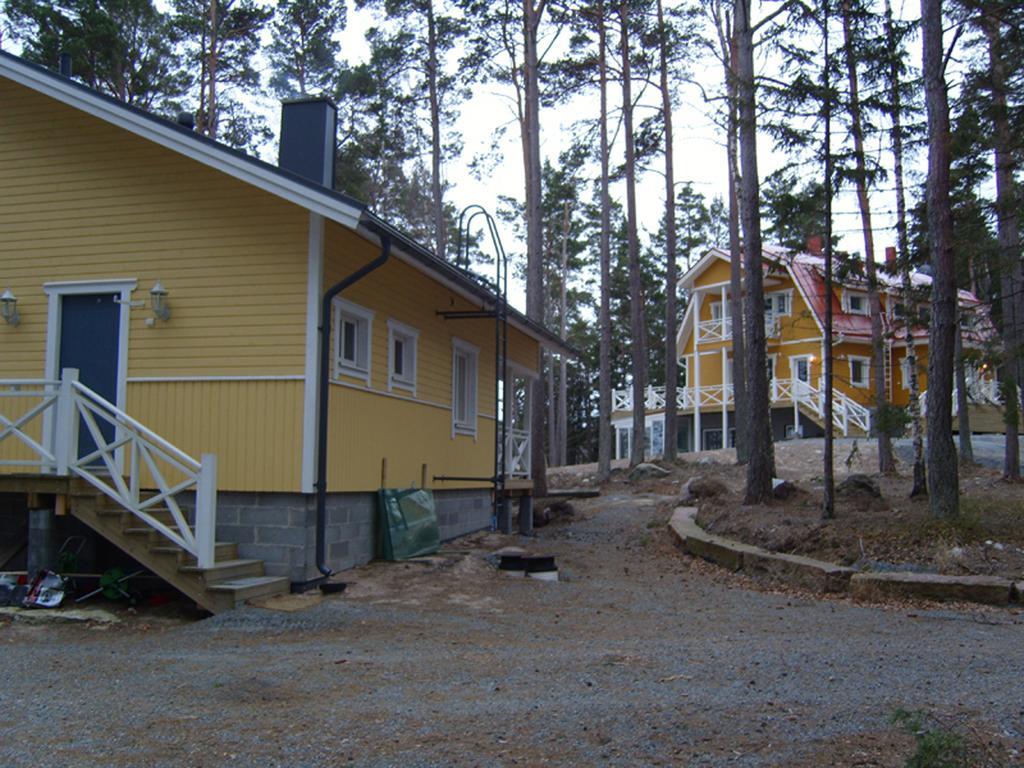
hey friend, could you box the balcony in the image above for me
[696,316,780,345]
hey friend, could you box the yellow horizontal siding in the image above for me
[0,385,49,473]
[126,381,303,492]
[324,224,539,416]
[0,77,309,379]
[327,385,495,491]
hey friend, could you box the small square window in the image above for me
[846,292,869,315]
[387,320,419,393]
[334,299,374,384]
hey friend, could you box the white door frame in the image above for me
[41,279,137,472]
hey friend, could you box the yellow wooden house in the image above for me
[612,244,998,458]
[0,52,567,610]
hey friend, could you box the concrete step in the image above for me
[179,558,264,585]
[207,576,290,606]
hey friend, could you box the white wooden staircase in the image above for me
[0,369,288,613]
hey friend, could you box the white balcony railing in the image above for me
[696,316,780,344]
[0,368,218,568]
[612,376,871,437]
[503,428,531,478]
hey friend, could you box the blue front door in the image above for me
[59,293,120,461]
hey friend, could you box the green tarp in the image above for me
[377,488,440,560]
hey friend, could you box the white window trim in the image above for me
[766,290,793,318]
[386,319,419,395]
[767,353,778,381]
[333,298,374,385]
[843,289,870,316]
[848,355,871,388]
[451,337,479,438]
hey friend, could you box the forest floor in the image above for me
[552,437,1024,583]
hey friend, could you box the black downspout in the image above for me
[292,233,391,593]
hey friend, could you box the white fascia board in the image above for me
[1,57,362,230]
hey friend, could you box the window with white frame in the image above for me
[844,291,869,315]
[766,354,776,381]
[710,301,725,320]
[387,319,418,393]
[452,338,479,436]
[765,291,791,319]
[334,299,374,383]
[849,355,870,388]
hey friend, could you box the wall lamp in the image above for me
[148,280,170,324]
[1,289,19,327]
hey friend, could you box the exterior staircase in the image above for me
[0,369,289,614]
[69,488,288,613]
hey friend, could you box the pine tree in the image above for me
[172,0,271,149]
[267,0,345,98]
[5,0,185,110]
[921,0,959,518]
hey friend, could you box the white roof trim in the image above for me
[0,55,362,230]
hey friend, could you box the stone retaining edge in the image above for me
[668,507,1017,606]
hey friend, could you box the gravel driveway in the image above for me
[1,490,1021,767]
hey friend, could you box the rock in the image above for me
[772,479,800,500]
[680,476,729,503]
[836,473,881,499]
[697,456,718,466]
[628,462,671,482]
[534,500,575,528]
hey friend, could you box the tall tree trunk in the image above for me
[983,16,1022,480]
[822,0,835,520]
[842,1,893,474]
[426,1,447,261]
[921,0,959,518]
[735,0,774,502]
[207,0,218,140]
[658,0,678,462]
[885,0,925,496]
[596,0,613,480]
[523,0,548,495]
[558,201,570,466]
[954,314,974,463]
[620,2,648,467]
[725,27,749,465]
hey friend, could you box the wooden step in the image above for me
[151,542,238,563]
[207,576,290,609]
[178,558,264,585]
[68,493,288,613]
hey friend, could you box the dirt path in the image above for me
[1,489,1021,766]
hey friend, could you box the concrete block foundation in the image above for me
[215,488,493,583]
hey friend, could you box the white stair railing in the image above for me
[0,368,217,568]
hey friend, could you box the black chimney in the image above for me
[278,98,337,188]
[176,111,195,130]
[58,53,72,78]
